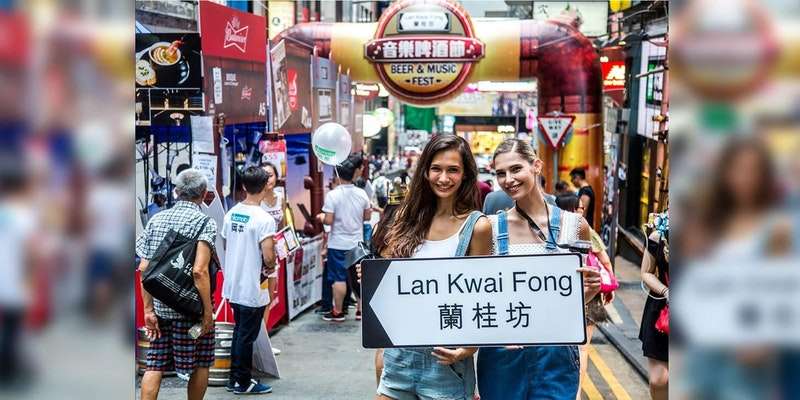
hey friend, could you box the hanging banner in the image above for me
[199,1,267,63]
[287,235,324,319]
[203,56,267,124]
[364,0,484,105]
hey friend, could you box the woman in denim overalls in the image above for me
[477,139,602,400]
[375,135,493,400]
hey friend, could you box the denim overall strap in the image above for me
[546,205,562,251]
[496,210,509,256]
[455,211,483,257]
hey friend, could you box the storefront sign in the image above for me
[199,1,266,63]
[287,236,324,319]
[365,0,484,105]
[601,60,625,89]
[636,41,666,139]
[362,254,586,348]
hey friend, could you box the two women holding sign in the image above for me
[373,135,601,400]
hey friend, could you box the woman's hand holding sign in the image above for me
[578,266,602,303]
[431,347,477,365]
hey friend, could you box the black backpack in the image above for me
[142,217,219,317]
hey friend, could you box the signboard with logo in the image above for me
[199,1,266,63]
[636,40,666,139]
[364,0,484,105]
[204,56,267,124]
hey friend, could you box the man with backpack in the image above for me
[136,169,217,400]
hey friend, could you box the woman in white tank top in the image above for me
[374,135,492,400]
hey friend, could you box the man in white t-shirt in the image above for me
[221,166,276,395]
[316,156,371,322]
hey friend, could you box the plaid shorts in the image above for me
[146,317,215,376]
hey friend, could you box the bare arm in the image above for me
[579,194,591,214]
[138,258,154,313]
[261,236,277,274]
[317,212,334,226]
[363,208,372,221]
[193,241,213,318]
[467,216,493,256]
[641,231,668,298]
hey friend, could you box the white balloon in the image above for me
[312,122,352,165]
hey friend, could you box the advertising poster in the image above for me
[136,33,204,127]
[286,236,324,319]
[270,41,291,130]
[203,56,267,124]
[259,138,288,178]
[271,41,313,134]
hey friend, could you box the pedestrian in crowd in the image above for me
[555,194,613,400]
[373,173,391,209]
[539,175,557,206]
[147,192,167,219]
[136,169,217,400]
[477,139,601,400]
[477,179,492,209]
[225,171,246,211]
[374,134,492,400]
[260,162,286,356]
[639,218,669,400]
[316,155,372,322]
[0,155,36,387]
[222,166,277,395]
[570,168,596,228]
[555,180,573,197]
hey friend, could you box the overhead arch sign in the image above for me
[364,0,484,105]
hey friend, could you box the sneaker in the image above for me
[227,379,257,392]
[355,311,362,321]
[234,381,272,395]
[321,310,345,322]
[271,347,281,355]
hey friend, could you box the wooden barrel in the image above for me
[208,322,234,386]
[136,327,176,376]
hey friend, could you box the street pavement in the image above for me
[136,256,649,399]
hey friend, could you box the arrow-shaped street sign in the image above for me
[538,115,575,149]
[361,254,586,348]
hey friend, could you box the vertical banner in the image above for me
[286,235,324,319]
[271,40,313,134]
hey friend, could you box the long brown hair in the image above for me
[379,135,479,258]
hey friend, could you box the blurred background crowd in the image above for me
[0,0,799,399]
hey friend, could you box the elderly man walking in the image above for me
[136,169,217,400]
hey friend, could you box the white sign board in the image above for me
[538,116,575,149]
[190,115,215,154]
[192,154,217,191]
[361,254,586,348]
[674,260,800,346]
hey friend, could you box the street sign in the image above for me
[361,254,586,348]
[538,115,575,149]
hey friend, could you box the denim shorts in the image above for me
[378,348,475,400]
[477,345,580,400]
[326,248,349,283]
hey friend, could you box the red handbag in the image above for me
[655,305,669,335]
[655,272,669,335]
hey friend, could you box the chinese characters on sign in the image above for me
[365,38,482,62]
[438,302,532,330]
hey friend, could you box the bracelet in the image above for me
[660,287,668,297]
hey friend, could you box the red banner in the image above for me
[199,1,266,63]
